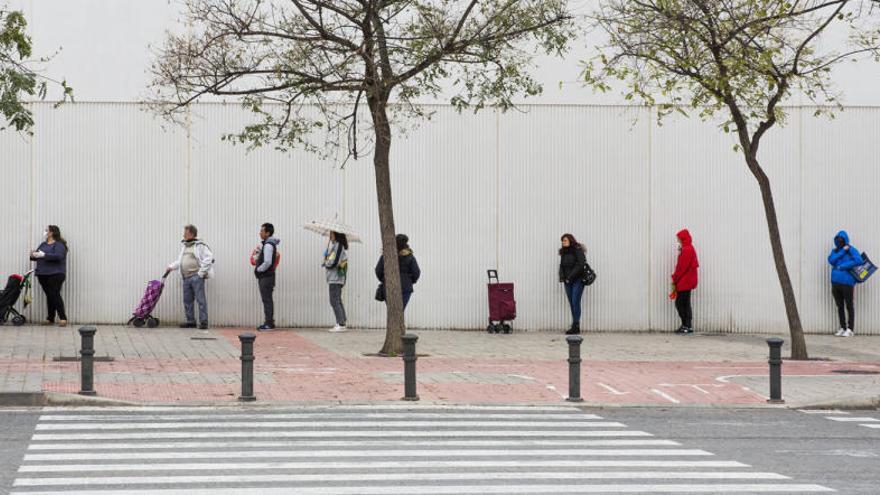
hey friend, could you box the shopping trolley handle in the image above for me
[487,269,499,282]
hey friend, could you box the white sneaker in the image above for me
[841,329,854,337]
[835,328,847,337]
[329,325,348,333]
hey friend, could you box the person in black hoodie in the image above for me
[375,234,421,310]
[559,233,587,335]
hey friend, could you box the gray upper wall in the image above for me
[9,0,880,106]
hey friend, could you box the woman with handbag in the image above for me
[558,233,587,335]
[828,230,860,337]
[375,234,420,310]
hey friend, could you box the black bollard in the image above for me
[402,333,419,401]
[566,335,584,403]
[238,332,257,402]
[78,326,97,396]
[766,337,785,404]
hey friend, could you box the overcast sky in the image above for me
[9,0,880,106]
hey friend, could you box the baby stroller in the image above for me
[127,273,169,328]
[0,270,34,326]
[486,269,516,334]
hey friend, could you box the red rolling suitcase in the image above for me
[487,269,516,334]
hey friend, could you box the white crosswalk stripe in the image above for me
[12,406,834,494]
[800,409,880,431]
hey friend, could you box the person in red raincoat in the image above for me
[671,229,699,334]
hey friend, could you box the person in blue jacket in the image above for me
[30,225,69,327]
[828,230,861,337]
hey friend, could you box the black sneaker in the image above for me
[257,324,275,332]
[674,326,687,334]
[198,322,209,330]
[179,322,197,329]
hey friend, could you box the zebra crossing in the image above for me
[12,405,833,494]
[798,409,880,430]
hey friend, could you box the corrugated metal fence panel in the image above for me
[386,107,498,330]
[3,102,879,334]
[339,106,499,330]
[800,107,880,334]
[498,106,652,331]
[188,103,341,328]
[28,102,188,324]
[0,117,33,306]
[650,110,803,334]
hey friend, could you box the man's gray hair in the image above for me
[184,224,198,237]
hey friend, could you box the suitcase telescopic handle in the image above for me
[487,269,499,282]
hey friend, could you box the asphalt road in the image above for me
[0,405,877,494]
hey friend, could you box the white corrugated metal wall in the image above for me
[1,102,877,334]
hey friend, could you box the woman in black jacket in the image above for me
[559,233,586,335]
[376,234,421,310]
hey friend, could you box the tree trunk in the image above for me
[369,96,406,356]
[745,154,809,360]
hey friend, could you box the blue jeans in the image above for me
[182,275,208,324]
[564,280,585,324]
[402,291,412,310]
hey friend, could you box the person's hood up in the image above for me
[835,230,849,246]
[265,237,280,246]
[676,229,693,246]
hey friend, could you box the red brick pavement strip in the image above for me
[2,329,876,404]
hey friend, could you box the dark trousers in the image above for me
[328,283,347,325]
[675,289,693,329]
[831,283,855,331]
[258,274,275,326]
[37,274,67,321]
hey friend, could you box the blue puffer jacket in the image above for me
[828,230,862,286]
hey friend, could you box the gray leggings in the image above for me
[328,283,347,326]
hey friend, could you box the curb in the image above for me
[0,395,792,409]
[788,395,880,411]
[3,393,876,410]
[0,392,140,407]
[0,392,47,407]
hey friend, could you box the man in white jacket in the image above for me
[165,225,215,329]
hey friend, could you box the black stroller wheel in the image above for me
[11,315,26,326]
[146,317,159,328]
[132,317,145,328]
[487,324,496,333]
[502,323,512,334]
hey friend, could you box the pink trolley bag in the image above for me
[128,273,169,328]
[486,269,516,334]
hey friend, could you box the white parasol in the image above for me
[303,218,363,243]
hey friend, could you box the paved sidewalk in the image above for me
[0,325,878,407]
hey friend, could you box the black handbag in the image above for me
[582,262,597,286]
[374,283,386,302]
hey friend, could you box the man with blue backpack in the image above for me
[828,230,864,337]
